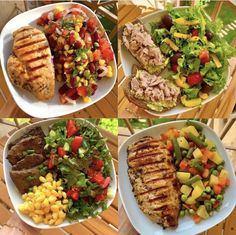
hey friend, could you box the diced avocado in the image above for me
[177,172,191,183]
[211,54,222,68]
[147,100,177,112]
[192,185,204,199]
[63,142,70,151]
[192,180,205,191]
[219,169,229,178]
[177,136,190,149]
[193,148,203,159]
[181,95,201,108]
[185,196,196,205]
[205,139,215,150]
[180,125,200,137]
[209,174,219,186]
[49,130,56,138]
[211,152,223,165]
[163,38,179,51]
[180,185,192,197]
[197,205,209,219]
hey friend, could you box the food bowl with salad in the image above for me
[3,119,117,228]
[119,120,236,235]
[120,3,236,116]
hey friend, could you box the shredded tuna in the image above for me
[122,23,164,67]
[130,70,180,103]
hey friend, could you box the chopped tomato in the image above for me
[95,188,108,202]
[199,49,210,65]
[71,4,82,15]
[187,72,203,86]
[201,148,214,160]
[213,184,222,195]
[87,168,96,177]
[99,38,113,62]
[213,201,221,209]
[179,160,188,171]
[91,172,104,185]
[58,147,65,157]
[191,29,199,37]
[91,84,98,95]
[201,154,208,164]
[171,63,178,73]
[67,188,80,201]
[87,17,97,32]
[202,168,209,178]
[161,128,179,140]
[188,167,199,175]
[67,120,78,137]
[92,159,104,171]
[218,176,229,188]
[71,136,83,153]
[54,10,64,20]
[166,140,174,152]
[93,49,101,61]
[45,23,57,35]
[77,86,87,97]
[37,13,49,26]
[102,177,111,189]
[85,32,92,48]
[193,214,201,224]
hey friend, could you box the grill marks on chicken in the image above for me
[127,136,180,228]
[7,26,55,100]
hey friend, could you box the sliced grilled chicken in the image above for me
[7,26,55,100]
[127,136,180,228]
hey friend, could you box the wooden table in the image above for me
[118,126,236,235]
[0,120,118,235]
[118,4,236,118]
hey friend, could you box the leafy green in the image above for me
[183,87,201,99]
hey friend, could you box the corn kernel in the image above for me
[199,92,209,100]
[39,176,46,183]
[42,199,49,208]
[52,212,58,220]
[62,199,68,204]
[64,44,70,51]
[106,71,113,78]
[83,96,91,103]
[54,218,63,225]
[75,25,81,32]
[68,49,73,54]
[56,180,61,187]
[32,215,43,224]
[99,59,106,66]
[107,65,112,71]
[48,219,55,225]
[55,6,64,12]
[62,192,67,199]
[48,195,57,204]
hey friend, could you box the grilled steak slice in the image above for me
[7,135,45,165]
[10,166,41,194]
[12,153,45,171]
[127,136,180,228]
[7,26,55,100]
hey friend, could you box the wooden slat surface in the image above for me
[0,121,118,234]
[118,126,236,235]
[118,4,236,118]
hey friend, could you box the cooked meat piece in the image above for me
[12,153,45,171]
[7,136,45,165]
[8,126,45,149]
[7,26,55,100]
[127,136,180,228]
[10,166,41,194]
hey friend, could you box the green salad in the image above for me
[44,119,113,220]
[150,3,236,107]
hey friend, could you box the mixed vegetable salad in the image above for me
[160,121,230,224]
[151,4,236,108]
[37,5,114,104]
[19,119,113,225]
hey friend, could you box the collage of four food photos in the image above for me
[0,0,236,235]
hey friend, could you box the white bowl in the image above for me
[119,120,236,235]
[120,7,230,117]
[0,2,117,118]
[3,118,117,229]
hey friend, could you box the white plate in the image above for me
[120,7,230,117]
[0,2,117,118]
[119,120,236,235]
[3,118,117,229]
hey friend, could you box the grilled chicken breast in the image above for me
[127,136,180,228]
[7,26,55,100]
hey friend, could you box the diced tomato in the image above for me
[77,86,87,97]
[193,214,201,224]
[95,188,108,202]
[85,32,92,48]
[213,200,221,209]
[99,38,113,62]
[48,153,55,169]
[218,176,229,188]
[45,24,57,34]
[191,29,199,37]
[161,128,179,140]
[199,49,210,65]
[87,17,97,32]
[71,4,82,15]
[213,184,222,195]
[37,13,49,26]
[91,84,98,95]
[202,168,209,178]
[201,148,214,160]
[189,167,199,175]
[67,188,80,201]
[71,136,83,153]
[69,33,76,45]
[166,140,174,152]
[93,49,101,61]
[54,10,64,20]
[79,27,86,38]
[62,29,69,37]
[91,172,105,185]
[66,120,78,137]
[187,72,203,86]
[102,177,111,189]
[87,168,96,177]
[179,160,188,171]
[92,159,104,171]
[171,63,178,73]
[58,147,65,157]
